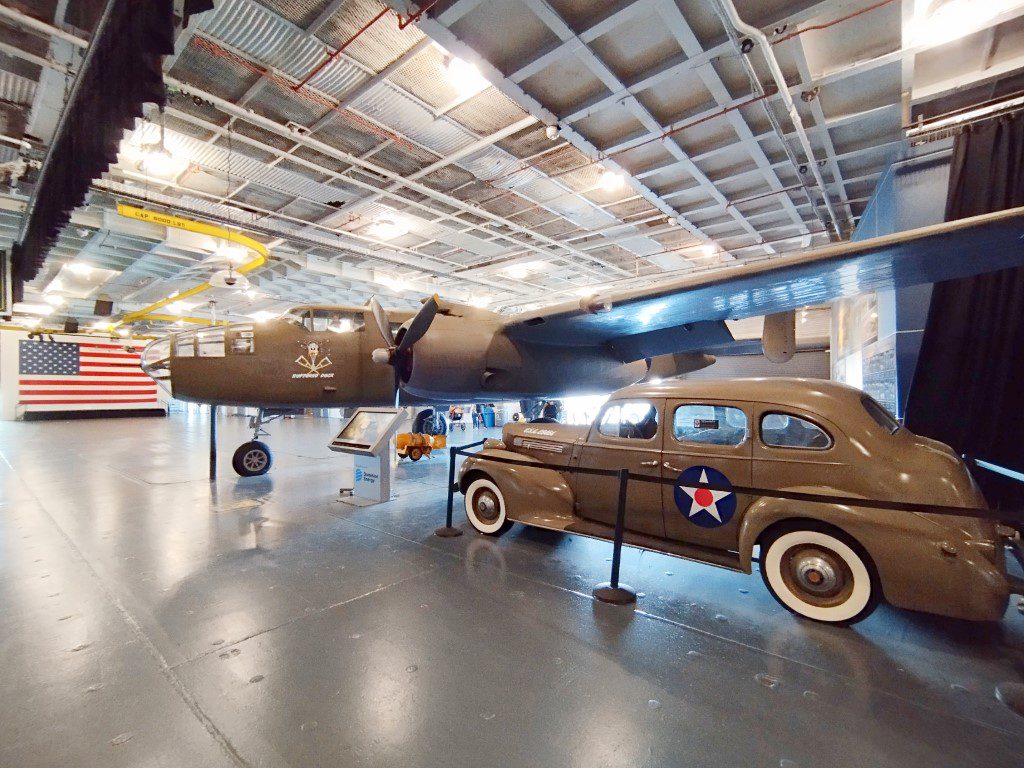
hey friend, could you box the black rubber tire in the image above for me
[232,441,273,477]
[408,446,423,461]
[758,520,881,626]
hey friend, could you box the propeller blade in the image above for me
[395,294,439,356]
[367,296,395,349]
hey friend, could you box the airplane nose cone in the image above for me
[140,337,171,380]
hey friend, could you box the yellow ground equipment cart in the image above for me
[396,433,447,461]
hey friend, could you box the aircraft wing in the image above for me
[502,206,1024,362]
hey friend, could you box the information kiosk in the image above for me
[329,407,409,504]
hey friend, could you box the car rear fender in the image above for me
[459,450,575,520]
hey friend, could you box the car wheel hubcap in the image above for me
[781,545,852,606]
[474,490,499,523]
[243,450,267,471]
[794,555,839,594]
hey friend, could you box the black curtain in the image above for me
[11,0,213,299]
[904,112,1024,508]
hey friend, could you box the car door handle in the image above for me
[663,461,684,473]
[640,460,659,467]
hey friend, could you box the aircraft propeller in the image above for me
[369,295,439,406]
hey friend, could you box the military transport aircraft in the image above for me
[140,206,1024,475]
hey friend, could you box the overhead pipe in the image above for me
[715,0,844,239]
[292,5,390,92]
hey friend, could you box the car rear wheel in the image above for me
[464,477,514,536]
[408,446,423,461]
[759,523,879,625]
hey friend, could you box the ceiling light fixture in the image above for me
[700,243,717,258]
[907,0,1012,47]
[502,260,548,280]
[598,168,625,191]
[469,295,492,308]
[249,311,277,323]
[13,302,52,316]
[444,56,488,95]
[66,262,93,277]
[43,294,66,307]
[368,216,410,241]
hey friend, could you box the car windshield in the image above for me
[861,395,900,434]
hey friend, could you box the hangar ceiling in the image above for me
[1,0,1023,334]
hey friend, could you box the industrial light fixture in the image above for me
[368,216,410,240]
[700,243,717,258]
[597,168,625,191]
[249,310,277,323]
[43,294,66,307]
[167,301,195,315]
[91,320,113,331]
[502,260,547,280]
[907,0,1015,47]
[444,55,488,95]
[136,109,189,178]
[18,316,41,329]
[469,295,492,308]
[66,262,93,277]
[13,302,52,316]
[216,243,248,264]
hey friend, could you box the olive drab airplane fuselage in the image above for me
[141,302,711,408]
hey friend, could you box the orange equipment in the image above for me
[396,432,447,461]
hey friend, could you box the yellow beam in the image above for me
[114,204,268,326]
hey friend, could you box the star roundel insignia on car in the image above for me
[673,465,737,528]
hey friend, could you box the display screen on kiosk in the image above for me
[334,409,398,450]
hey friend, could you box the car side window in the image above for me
[760,412,833,450]
[673,404,748,446]
[598,401,659,440]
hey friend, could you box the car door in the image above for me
[661,399,753,551]
[575,398,666,538]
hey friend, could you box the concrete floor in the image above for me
[1,411,1023,768]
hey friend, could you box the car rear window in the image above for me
[760,412,833,450]
[861,395,900,434]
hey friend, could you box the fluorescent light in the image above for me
[469,295,491,308]
[598,169,625,191]
[13,302,52,316]
[907,0,1011,47]
[378,274,410,293]
[166,301,195,315]
[66,262,93,277]
[43,294,66,307]
[503,260,548,280]
[700,243,717,258]
[445,56,488,95]
[368,216,410,240]
[249,311,277,323]
[91,321,113,331]
[48,278,64,292]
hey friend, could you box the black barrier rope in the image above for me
[439,438,1024,606]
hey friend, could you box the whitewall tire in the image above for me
[760,525,879,625]
[464,478,514,536]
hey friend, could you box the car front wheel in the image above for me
[464,477,514,536]
[759,523,879,625]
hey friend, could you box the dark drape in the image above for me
[904,112,1024,508]
[11,0,214,298]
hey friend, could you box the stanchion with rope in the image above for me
[436,438,486,537]
[593,468,637,605]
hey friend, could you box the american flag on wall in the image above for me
[18,339,162,411]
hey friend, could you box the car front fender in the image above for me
[459,449,575,521]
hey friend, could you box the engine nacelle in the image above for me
[400,308,497,399]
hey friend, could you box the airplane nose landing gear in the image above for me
[232,409,283,477]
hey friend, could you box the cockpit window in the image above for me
[284,308,364,333]
[861,395,900,435]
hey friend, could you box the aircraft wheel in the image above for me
[464,477,514,536]
[759,523,879,625]
[408,446,423,461]
[232,441,273,477]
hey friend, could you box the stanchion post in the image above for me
[209,404,217,482]
[593,468,637,605]
[435,443,464,538]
